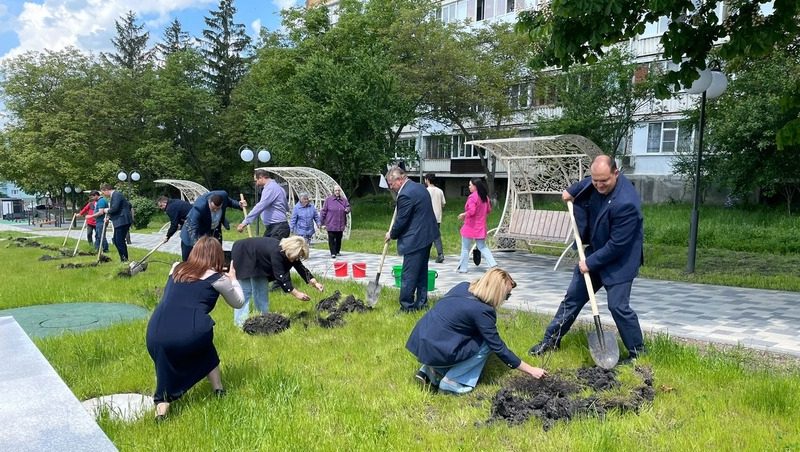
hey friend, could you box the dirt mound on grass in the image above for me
[315,291,369,328]
[488,366,655,430]
[242,313,291,335]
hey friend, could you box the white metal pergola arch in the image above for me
[258,167,350,241]
[153,179,210,204]
[466,135,603,250]
[153,179,210,235]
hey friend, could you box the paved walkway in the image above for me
[5,223,800,357]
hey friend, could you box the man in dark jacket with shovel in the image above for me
[384,166,440,312]
[528,155,645,364]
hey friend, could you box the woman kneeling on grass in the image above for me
[146,236,245,421]
[406,268,547,394]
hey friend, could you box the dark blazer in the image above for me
[180,190,241,246]
[107,190,133,227]
[406,282,522,369]
[230,237,313,292]
[165,199,192,240]
[567,173,643,285]
[389,179,439,255]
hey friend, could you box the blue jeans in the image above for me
[542,267,644,354]
[400,245,431,311]
[94,221,109,252]
[234,277,269,327]
[457,237,497,272]
[430,342,491,388]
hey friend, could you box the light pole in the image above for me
[239,146,271,236]
[64,185,73,212]
[686,67,728,274]
[117,170,140,244]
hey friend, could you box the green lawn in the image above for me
[1,234,798,451]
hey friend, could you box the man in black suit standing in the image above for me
[384,166,440,312]
[100,183,134,262]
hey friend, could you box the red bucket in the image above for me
[333,261,348,277]
[352,262,366,278]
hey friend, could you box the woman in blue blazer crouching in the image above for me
[406,268,547,394]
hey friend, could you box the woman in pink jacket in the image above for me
[457,178,497,273]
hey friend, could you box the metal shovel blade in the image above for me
[366,276,381,308]
[128,261,148,276]
[587,317,620,370]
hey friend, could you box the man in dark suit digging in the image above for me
[384,166,440,312]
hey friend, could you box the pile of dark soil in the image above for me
[242,313,291,335]
[315,291,369,328]
[488,366,655,430]
[59,255,112,269]
[9,237,94,258]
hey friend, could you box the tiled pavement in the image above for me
[5,222,800,357]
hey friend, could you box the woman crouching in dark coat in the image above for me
[406,268,547,394]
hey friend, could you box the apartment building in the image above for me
[307,0,723,202]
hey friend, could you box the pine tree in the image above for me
[103,10,153,71]
[157,19,192,60]
[201,0,252,107]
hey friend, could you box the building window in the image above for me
[476,0,512,22]
[509,82,532,110]
[395,138,416,159]
[646,121,692,153]
[439,0,469,23]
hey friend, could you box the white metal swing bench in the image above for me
[466,135,602,270]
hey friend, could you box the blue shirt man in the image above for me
[237,169,289,239]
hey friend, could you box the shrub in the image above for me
[129,195,158,230]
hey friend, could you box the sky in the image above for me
[0,0,303,61]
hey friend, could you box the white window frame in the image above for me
[646,121,693,153]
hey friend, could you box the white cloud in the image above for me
[272,0,297,11]
[250,18,262,36]
[1,0,214,60]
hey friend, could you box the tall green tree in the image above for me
[235,0,450,191]
[425,21,531,196]
[103,10,154,71]
[0,49,99,194]
[516,0,800,147]
[157,19,193,60]
[674,48,800,212]
[534,47,659,159]
[201,0,251,107]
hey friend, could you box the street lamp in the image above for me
[117,170,140,244]
[64,185,73,212]
[117,171,141,183]
[686,67,728,274]
[239,145,271,235]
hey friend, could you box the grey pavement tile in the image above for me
[4,224,800,357]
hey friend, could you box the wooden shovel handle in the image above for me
[376,207,398,276]
[567,201,600,317]
[240,193,252,238]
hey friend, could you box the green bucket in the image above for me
[391,266,438,291]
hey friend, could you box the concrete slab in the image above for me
[0,316,117,452]
[82,394,154,422]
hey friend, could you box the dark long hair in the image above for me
[470,178,489,203]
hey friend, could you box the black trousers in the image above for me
[112,224,131,262]
[264,221,290,240]
[327,231,343,255]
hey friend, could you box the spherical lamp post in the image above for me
[686,67,728,274]
[239,146,272,235]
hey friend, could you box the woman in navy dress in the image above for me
[146,236,244,420]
